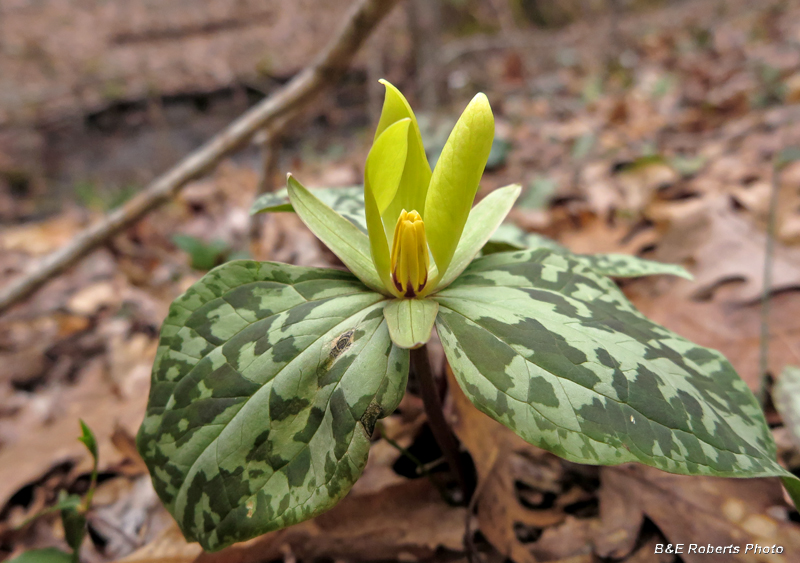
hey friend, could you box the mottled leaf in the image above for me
[137,261,407,551]
[250,186,367,233]
[482,224,567,255]
[383,299,439,349]
[287,175,385,294]
[577,253,692,280]
[483,223,691,279]
[9,549,74,563]
[775,366,800,447]
[434,249,792,487]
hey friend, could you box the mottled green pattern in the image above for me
[482,223,567,254]
[250,186,367,233]
[483,224,691,279]
[775,366,800,447]
[137,261,407,551]
[435,249,787,479]
[575,253,692,280]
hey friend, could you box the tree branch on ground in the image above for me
[0,0,402,315]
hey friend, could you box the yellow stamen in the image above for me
[390,209,429,297]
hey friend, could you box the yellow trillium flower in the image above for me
[364,80,495,299]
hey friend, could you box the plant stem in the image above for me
[411,345,467,499]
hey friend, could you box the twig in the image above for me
[376,421,451,502]
[411,345,467,499]
[759,162,781,406]
[0,0,401,315]
[249,115,294,242]
[464,452,497,563]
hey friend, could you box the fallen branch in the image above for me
[0,0,401,315]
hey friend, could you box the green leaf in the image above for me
[486,138,512,170]
[78,420,98,465]
[286,175,385,294]
[250,186,367,232]
[434,249,791,484]
[483,223,691,279]
[9,549,74,563]
[774,365,800,446]
[250,191,294,214]
[383,298,439,349]
[483,224,567,255]
[173,235,230,271]
[430,184,521,293]
[137,260,407,551]
[60,504,86,556]
[424,93,494,278]
[517,175,557,210]
[575,253,693,280]
[781,475,800,510]
[571,133,595,160]
[13,495,81,531]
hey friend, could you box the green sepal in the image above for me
[375,80,432,224]
[428,184,521,293]
[286,175,386,294]
[383,298,439,349]
[137,260,408,551]
[435,249,791,486]
[8,549,74,563]
[424,93,494,278]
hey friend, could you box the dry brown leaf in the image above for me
[116,522,203,563]
[598,465,800,563]
[529,516,594,562]
[448,367,567,563]
[0,211,87,256]
[0,358,148,515]
[192,479,465,563]
[653,194,800,303]
[593,464,646,559]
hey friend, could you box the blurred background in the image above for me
[3,0,800,561]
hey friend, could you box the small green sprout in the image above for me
[11,421,99,563]
[138,80,800,553]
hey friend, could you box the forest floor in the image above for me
[3,0,800,561]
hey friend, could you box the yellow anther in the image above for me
[390,209,429,297]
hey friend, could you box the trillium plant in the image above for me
[138,80,800,551]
